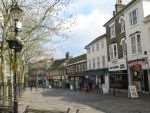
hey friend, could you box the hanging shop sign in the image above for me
[131,64,142,72]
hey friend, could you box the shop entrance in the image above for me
[142,70,149,92]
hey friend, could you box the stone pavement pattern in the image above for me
[19,88,150,113]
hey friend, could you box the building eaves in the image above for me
[85,34,106,49]
[103,0,137,27]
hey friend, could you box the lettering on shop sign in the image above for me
[120,64,125,69]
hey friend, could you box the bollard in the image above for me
[23,105,29,113]
[66,108,71,113]
[76,109,80,113]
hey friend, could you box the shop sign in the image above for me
[129,85,139,98]
[109,64,126,71]
[109,59,127,71]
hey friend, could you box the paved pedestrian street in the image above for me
[19,88,150,113]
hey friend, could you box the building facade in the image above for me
[85,34,109,93]
[124,0,150,93]
[28,59,52,88]
[48,58,67,88]
[66,54,87,91]
[104,0,128,90]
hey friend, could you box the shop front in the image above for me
[68,74,86,91]
[129,58,150,93]
[108,59,128,90]
[86,69,109,93]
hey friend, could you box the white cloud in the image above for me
[53,0,132,58]
[53,9,110,58]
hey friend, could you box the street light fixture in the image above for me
[7,3,23,113]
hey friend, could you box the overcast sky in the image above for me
[51,0,131,58]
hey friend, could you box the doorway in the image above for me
[143,70,149,92]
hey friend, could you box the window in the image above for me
[114,45,117,58]
[110,23,116,38]
[109,43,118,60]
[101,40,104,49]
[96,43,99,51]
[93,58,95,69]
[97,57,100,68]
[119,18,125,33]
[121,39,126,57]
[92,45,95,52]
[102,56,105,68]
[131,36,136,54]
[88,60,91,70]
[129,9,138,25]
[87,48,90,54]
[0,28,2,41]
[131,33,142,54]
[137,34,142,53]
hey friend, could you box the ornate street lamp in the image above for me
[10,3,24,21]
[7,3,24,113]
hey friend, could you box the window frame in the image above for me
[110,22,116,38]
[109,43,118,61]
[130,33,142,55]
[129,9,138,25]
[119,17,125,33]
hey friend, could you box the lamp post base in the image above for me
[14,101,18,113]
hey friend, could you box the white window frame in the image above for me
[96,43,99,51]
[102,55,105,68]
[87,47,90,54]
[93,58,95,69]
[88,60,91,70]
[120,38,126,58]
[97,57,100,69]
[109,43,118,60]
[129,9,138,25]
[110,22,116,38]
[92,45,95,52]
[101,39,104,49]
[130,33,142,55]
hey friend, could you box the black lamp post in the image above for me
[7,3,23,113]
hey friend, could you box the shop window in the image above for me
[101,76,105,84]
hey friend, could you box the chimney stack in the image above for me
[115,0,125,13]
[65,52,70,59]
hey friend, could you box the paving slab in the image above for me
[18,88,150,113]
